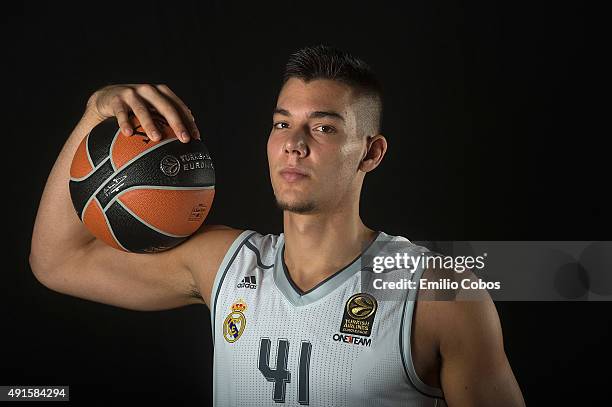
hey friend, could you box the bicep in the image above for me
[35,233,203,312]
[437,285,525,406]
[182,226,246,308]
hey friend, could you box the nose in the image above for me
[283,131,309,158]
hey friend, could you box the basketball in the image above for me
[68,113,215,253]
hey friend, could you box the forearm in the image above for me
[30,94,106,274]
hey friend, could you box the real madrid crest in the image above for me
[223,299,247,343]
[340,293,378,337]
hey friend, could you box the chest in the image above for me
[213,273,413,405]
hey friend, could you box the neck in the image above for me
[281,197,377,293]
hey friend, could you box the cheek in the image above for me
[338,140,364,171]
[267,134,278,164]
[319,144,361,186]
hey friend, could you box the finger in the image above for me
[155,84,201,141]
[110,96,133,136]
[123,89,162,142]
[135,84,193,143]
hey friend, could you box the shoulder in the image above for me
[413,258,525,404]
[213,228,282,272]
[414,263,504,363]
[184,227,281,306]
[370,231,432,260]
[180,225,247,265]
[242,230,283,253]
[394,240,504,363]
[184,225,281,256]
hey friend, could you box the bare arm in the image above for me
[29,84,242,311]
[30,102,106,266]
[431,272,526,406]
[33,224,243,311]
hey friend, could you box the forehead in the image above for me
[276,78,356,113]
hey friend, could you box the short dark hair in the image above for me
[282,44,383,136]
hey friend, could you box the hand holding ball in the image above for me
[69,113,215,253]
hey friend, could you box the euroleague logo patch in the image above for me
[223,299,247,343]
[339,293,377,337]
[160,152,214,177]
[160,155,180,176]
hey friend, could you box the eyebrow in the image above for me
[273,107,346,123]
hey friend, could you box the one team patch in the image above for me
[223,299,247,343]
[339,293,378,337]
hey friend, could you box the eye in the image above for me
[273,122,289,129]
[314,125,335,134]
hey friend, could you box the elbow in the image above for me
[29,251,50,285]
[29,243,89,288]
[29,236,85,282]
[29,234,48,277]
[29,250,61,288]
[29,249,41,275]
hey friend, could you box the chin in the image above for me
[275,197,317,213]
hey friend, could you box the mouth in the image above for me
[279,167,309,183]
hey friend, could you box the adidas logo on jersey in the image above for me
[237,275,257,289]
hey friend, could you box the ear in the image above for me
[359,134,387,173]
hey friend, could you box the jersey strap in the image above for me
[210,229,257,345]
[399,256,446,399]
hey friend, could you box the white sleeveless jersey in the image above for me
[210,230,447,407]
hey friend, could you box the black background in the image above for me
[4,1,609,405]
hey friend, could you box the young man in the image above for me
[30,45,525,406]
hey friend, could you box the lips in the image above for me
[279,167,309,182]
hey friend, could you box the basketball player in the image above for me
[30,45,525,406]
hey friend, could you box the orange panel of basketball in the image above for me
[117,188,215,237]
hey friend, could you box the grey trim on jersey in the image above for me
[244,241,274,269]
[400,259,445,400]
[272,231,383,307]
[210,230,257,346]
